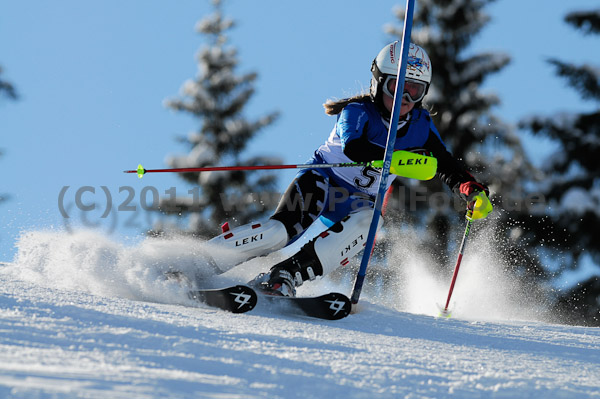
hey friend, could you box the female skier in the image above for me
[207,41,492,296]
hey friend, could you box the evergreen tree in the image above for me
[518,9,600,326]
[156,0,280,238]
[0,64,17,207]
[0,65,18,101]
[385,0,545,285]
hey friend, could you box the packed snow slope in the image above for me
[1,229,599,399]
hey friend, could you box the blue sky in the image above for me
[1,0,598,261]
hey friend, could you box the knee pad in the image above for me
[207,219,288,271]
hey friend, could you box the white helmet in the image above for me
[370,41,432,113]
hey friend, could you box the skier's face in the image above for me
[383,89,415,116]
[383,77,427,103]
[382,77,418,116]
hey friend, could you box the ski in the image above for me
[260,292,352,320]
[166,271,349,318]
[188,285,258,314]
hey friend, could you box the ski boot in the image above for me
[250,210,376,296]
[249,270,297,297]
[249,240,324,297]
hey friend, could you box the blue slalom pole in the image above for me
[350,0,417,305]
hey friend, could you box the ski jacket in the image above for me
[312,100,477,198]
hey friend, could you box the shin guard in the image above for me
[207,219,288,272]
[269,210,382,286]
[312,210,381,276]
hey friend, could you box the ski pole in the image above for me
[124,161,370,178]
[123,150,437,180]
[439,205,474,318]
[350,0,416,306]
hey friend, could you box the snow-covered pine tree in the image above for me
[155,0,280,238]
[385,0,544,284]
[518,9,600,326]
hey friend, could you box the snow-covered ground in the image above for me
[1,229,599,398]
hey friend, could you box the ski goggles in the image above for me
[382,76,428,103]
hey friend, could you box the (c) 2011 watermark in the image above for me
[57,185,200,234]
[58,185,547,234]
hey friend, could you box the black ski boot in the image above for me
[248,270,296,297]
[267,240,324,296]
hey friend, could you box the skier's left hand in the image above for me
[459,181,493,220]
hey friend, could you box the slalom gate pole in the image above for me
[440,206,474,317]
[370,185,394,257]
[350,0,416,305]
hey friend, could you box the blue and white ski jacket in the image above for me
[311,100,476,198]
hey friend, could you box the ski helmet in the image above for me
[370,41,432,115]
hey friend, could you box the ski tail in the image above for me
[261,292,351,320]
